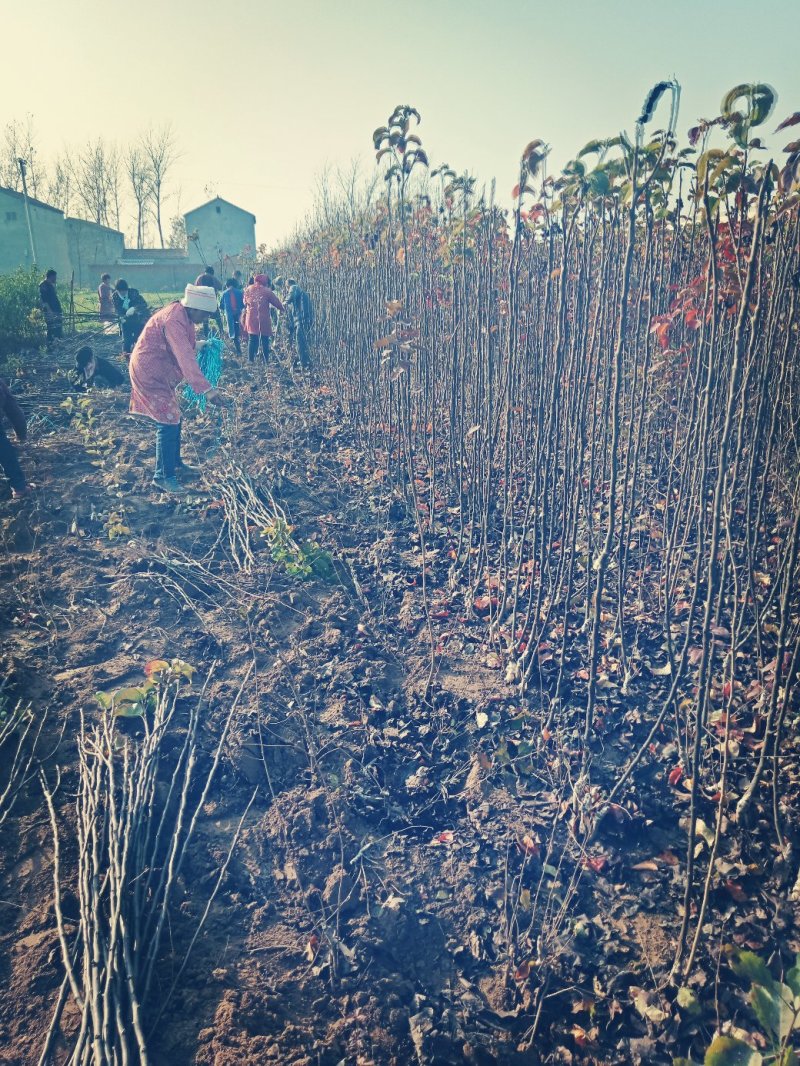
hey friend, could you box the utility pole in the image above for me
[17,157,38,266]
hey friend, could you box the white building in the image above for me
[66,218,125,287]
[0,185,72,277]
[183,196,257,266]
[0,186,257,292]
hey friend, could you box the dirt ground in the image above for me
[1,332,797,1065]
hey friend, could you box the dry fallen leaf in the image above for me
[631,860,660,872]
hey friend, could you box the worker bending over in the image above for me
[128,285,230,493]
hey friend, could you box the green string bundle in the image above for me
[183,336,224,413]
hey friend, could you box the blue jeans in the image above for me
[154,421,181,480]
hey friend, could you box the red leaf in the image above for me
[435,830,455,844]
[583,855,608,874]
[775,111,800,132]
[724,879,748,903]
[668,766,684,787]
[144,659,170,677]
[304,934,320,962]
[514,960,532,981]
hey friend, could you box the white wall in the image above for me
[66,218,125,287]
[184,198,256,265]
[0,188,71,277]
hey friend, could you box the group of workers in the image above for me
[189,266,314,369]
[0,267,315,498]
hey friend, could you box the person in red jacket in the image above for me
[242,274,284,364]
[0,379,28,498]
[128,284,230,492]
[98,274,115,320]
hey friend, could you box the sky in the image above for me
[2,0,799,248]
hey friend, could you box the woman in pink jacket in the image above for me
[129,284,229,492]
[242,274,284,364]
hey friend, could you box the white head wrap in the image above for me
[181,284,217,312]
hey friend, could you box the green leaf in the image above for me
[786,958,800,997]
[170,659,196,681]
[113,702,145,718]
[721,83,776,129]
[709,154,736,186]
[563,159,586,179]
[730,950,775,990]
[775,1050,799,1066]
[704,1035,762,1066]
[587,170,611,197]
[697,149,727,189]
[676,986,702,1016]
[95,691,112,710]
[578,139,604,159]
[749,982,795,1042]
[638,80,676,126]
[721,84,776,147]
[114,687,146,704]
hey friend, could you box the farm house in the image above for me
[0,185,256,289]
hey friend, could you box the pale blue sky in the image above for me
[3,0,798,245]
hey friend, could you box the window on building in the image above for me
[5,211,17,222]
[215,205,221,214]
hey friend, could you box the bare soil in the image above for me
[1,335,797,1065]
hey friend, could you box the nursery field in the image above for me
[1,81,800,1065]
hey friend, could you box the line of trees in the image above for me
[0,116,185,249]
[274,86,800,976]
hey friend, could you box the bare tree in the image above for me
[0,117,44,197]
[142,124,179,248]
[70,138,118,227]
[46,151,75,215]
[125,146,154,248]
[106,145,122,231]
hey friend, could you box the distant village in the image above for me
[0,185,257,290]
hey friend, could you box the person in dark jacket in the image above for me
[71,346,126,390]
[39,269,63,345]
[195,266,223,334]
[195,265,223,292]
[113,280,150,354]
[0,378,28,497]
[285,278,314,369]
[219,278,243,356]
